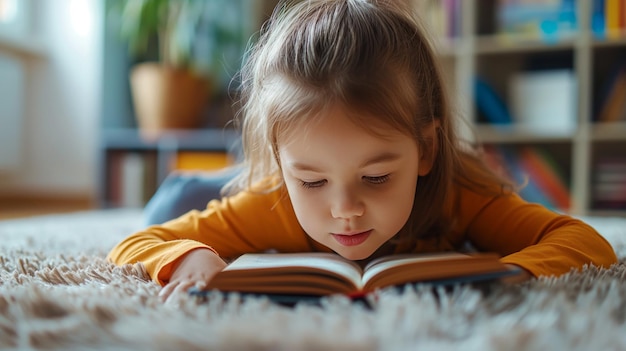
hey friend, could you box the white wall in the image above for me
[0,54,24,171]
[0,0,103,198]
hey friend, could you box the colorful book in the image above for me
[483,145,555,208]
[605,0,622,38]
[518,147,571,211]
[592,0,607,38]
[500,146,556,208]
[592,156,626,209]
[596,66,626,122]
[475,77,513,125]
[173,152,233,171]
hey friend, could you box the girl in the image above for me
[108,0,617,301]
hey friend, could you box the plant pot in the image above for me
[130,63,211,134]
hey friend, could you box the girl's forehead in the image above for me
[263,73,417,139]
[276,104,410,145]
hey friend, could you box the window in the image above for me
[0,0,31,37]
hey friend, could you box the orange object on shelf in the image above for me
[173,152,233,171]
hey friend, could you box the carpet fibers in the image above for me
[1,210,625,350]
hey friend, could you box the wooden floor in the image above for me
[0,197,95,220]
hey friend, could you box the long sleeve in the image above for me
[107,187,326,285]
[452,187,618,278]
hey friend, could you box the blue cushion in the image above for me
[143,167,240,225]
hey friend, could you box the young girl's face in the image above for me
[279,104,430,260]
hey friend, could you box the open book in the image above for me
[205,252,517,297]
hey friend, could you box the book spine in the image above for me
[107,152,122,207]
[518,147,571,211]
[143,152,158,205]
[411,0,461,41]
[441,0,460,38]
[592,156,626,210]
[597,67,626,122]
[592,0,607,38]
[495,0,578,41]
[474,77,513,125]
[173,151,232,171]
[120,152,146,208]
[605,0,622,38]
[484,145,556,209]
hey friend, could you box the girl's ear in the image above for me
[417,119,441,176]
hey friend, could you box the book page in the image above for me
[361,252,506,290]
[222,252,364,287]
[363,252,471,272]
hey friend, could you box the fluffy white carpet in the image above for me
[0,209,625,350]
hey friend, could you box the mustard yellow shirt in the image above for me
[107,184,618,285]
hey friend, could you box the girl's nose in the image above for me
[330,188,365,219]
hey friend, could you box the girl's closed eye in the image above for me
[300,179,327,189]
[363,174,390,185]
[299,175,391,188]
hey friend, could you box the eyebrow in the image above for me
[359,152,403,168]
[288,152,402,172]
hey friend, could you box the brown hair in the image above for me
[228,0,512,245]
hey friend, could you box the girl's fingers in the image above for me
[173,281,196,296]
[158,281,178,301]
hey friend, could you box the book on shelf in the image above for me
[496,0,577,42]
[591,0,626,39]
[482,145,572,211]
[474,77,513,125]
[484,146,555,209]
[202,252,517,298]
[595,64,626,123]
[120,152,148,208]
[604,0,623,39]
[518,147,571,211]
[411,0,461,40]
[108,151,158,208]
[592,156,626,210]
[173,151,233,171]
[591,0,606,37]
[142,152,158,204]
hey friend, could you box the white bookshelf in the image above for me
[414,0,626,217]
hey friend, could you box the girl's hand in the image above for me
[158,248,228,302]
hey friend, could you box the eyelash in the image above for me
[299,180,326,189]
[364,174,390,184]
[299,175,390,189]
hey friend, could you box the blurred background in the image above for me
[0,0,279,218]
[0,0,625,219]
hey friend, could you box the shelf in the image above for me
[475,124,576,144]
[0,33,46,58]
[590,123,626,141]
[592,36,626,48]
[474,35,577,55]
[587,209,626,218]
[101,128,241,151]
[431,37,465,58]
[95,0,626,217]
[465,1,626,216]
[98,128,241,209]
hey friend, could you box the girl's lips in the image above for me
[331,230,372,246]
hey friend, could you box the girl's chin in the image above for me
[335,247,377,261]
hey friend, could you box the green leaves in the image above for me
[107,0,248,88]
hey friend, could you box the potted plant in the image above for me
[108,0,246,134]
